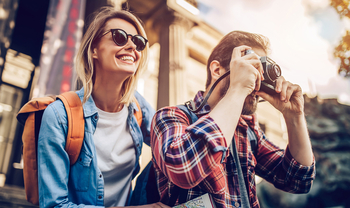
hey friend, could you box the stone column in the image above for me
[157,12,193,109]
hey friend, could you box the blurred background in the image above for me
[0,0,349,207]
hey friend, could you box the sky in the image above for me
[196,0,350,105]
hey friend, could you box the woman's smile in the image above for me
[116,54,136,64]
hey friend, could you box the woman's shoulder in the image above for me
[43,99,68,124]
[46,90,84,119]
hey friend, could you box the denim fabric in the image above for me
[37,88,155,208]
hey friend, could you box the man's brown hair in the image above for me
[205,31,270,89]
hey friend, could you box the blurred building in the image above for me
[0,0,111,194]
[0,0,286,205]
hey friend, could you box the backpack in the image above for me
[130,104,258,206]
[16,91,142,205]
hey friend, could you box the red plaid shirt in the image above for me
[150,91,315,208]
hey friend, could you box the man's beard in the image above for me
[219,77,259,115]
[241,94,258,115]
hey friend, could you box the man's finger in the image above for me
[275,76,285,93]
[247,59,264,80]
[231,45,252,59]
[285,84,300,102]
[255,71,261,91]
[280,80,291,102]
[156,202,171,208]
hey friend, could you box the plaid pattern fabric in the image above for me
[150,91,315,208]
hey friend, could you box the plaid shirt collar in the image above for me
[192,91,211,115]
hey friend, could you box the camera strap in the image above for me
[185,70,231,113]
[185,68,268,112]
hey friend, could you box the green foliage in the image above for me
[331,0,350,77]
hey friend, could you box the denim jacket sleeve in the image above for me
[37,101,104,208]
[134,91,155,147]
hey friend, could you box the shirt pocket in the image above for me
[69,150,92,191]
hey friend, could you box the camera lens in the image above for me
[266,64,281,81]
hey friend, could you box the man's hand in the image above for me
[113,202,171,208]
[138,202,171,208]
[228,45,264,96]
[256,76,304,119]
[257,76,314,166]
[208,45,264,145]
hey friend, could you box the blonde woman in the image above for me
[37,6,169,208]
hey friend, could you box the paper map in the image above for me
[172,193,216,208]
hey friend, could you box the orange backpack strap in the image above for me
[17,96,56,206]
[58,91,84,165]
[16,91,84,205]
[17,96,56,122]
[134,98,142,127]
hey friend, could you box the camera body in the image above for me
[244,49,281,95]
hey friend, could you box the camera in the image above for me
[244,49,281,95]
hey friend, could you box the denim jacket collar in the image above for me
[76,87,98,119]
[76,87,140,118]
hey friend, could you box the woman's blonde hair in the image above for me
[75,6,148,104]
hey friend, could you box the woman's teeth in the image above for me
[119,56,134,62]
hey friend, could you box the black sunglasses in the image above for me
[100,28,148,51]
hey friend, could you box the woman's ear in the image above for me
[92,48,98,59]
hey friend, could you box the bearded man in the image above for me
[150,31,315,208]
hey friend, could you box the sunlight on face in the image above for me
[93,18,142,84]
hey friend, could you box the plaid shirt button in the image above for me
[234,202,240,207]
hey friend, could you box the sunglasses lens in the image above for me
[133,36,147,51]
[113,30,128,46]
[111,29,147,51]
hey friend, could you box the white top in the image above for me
[94,105,136,207]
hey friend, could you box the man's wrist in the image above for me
[284,112,306,127]
[226,87,250,99]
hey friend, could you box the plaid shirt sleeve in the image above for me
[150,106,229,189]
[254,131,316,193]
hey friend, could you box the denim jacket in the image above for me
[37,88,155,208]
